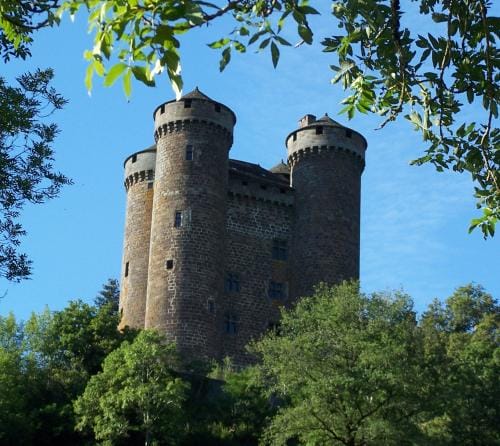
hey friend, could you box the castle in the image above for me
[119,88,367,364]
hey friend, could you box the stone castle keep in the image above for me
[119,88,367,364]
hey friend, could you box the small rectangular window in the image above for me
[225,273,240,293]
[268,281,285,299]
[131,154,137,163]
[272,239,288,261]
[184,99,192,108]
[166,259,174,270]
[345,129,353,138]
[316,126,323,135]
[186,145,193,161]
[174,211,183,228]
[207,299,215,314]
[224,314,238,334]
[125,261,129,277]
[214,103,221,112]
[293,133,297,141]
[147,182,154,189]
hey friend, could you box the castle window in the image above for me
[166,259,174,270]
[316,126,323,135]
[125,261,129,277]
[207,299,215,314]
[272,239,288,261]
[280,188,286,194]
[160,105,165,114]
[185,145,193,161]
[214,103,221,112]
[224,314,238,334]
[293,132,297,141]
[131,154,137,163]
[184,99,192,108]
[345,129,352,138]
[225,273,240,293]
[148,182,154,189]
[268,281,285,299]
[174,210,183,228]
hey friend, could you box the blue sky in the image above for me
[1,6,498,320]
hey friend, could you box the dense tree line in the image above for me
[1,280,498,445]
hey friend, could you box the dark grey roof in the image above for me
[229,159,289,185]
[270,161,290,175]
[182,87,212,101]
[123,144,157,167]
[313,113,343,127]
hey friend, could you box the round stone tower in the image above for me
[285,114,367,299]
[120,146,156,329]
[145,88,236,360]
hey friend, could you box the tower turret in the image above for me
[286,114,367,299]
[120,147,156,329]
[145,88,236,360]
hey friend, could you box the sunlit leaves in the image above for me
[324,0,499,237]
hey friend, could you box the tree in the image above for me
[420,284,500,445]
[38,0,497,237]
[94,278,120,311]
[1,1,497,235]
[0,1,58,61]
[253,281,432,446]
[0,69,70,281]
[183,362,275,445]
[74,330,189,446]
[0,314,35,445]
[0,280,133,445]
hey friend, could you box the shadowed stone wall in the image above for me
[119,149,156,329]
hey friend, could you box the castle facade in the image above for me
[119,88,367,364]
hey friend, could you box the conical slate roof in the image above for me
[314,113,343,128]
[181,87,212,101]
[270,161,290,175]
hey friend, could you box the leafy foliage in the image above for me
[253,281,431,446]
[0,1,62,61]
[32,0,496,236]
[74,330,189,446]
[420,284,500,445]
[0,280,133,445]
[0,69,70,281]
[94,277,120,311]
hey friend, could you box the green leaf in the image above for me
[208,38,230,49]
[84,64,94,93]
[271,42,280,68]
[274,36,292,46]
[298,25,313,44]
[104,63,127,87]
[122,68,132,98]
[220,47,231,72]
[132,66,155,87]
[299,6,320,15]
[259,38,271,50]
[248,30,267,45]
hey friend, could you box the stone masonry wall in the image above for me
[290,149,364,299]
[119,150,155,330]
[221,189,293,364]
[145,116,233,361]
